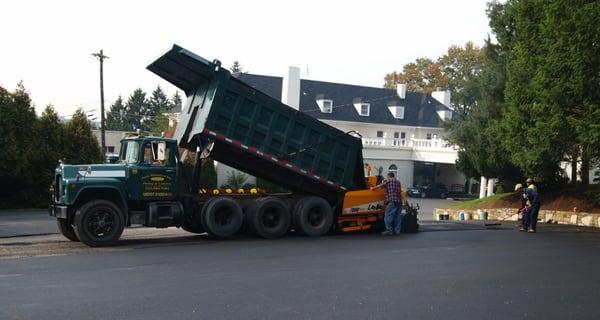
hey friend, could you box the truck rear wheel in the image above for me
[201,197,243,238]
[246,197,290,239]
[182,207,206,234]
[293,196,333,237]
[57,218,79,242]
[74,200,125,247]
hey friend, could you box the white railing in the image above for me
[361,137,455,150]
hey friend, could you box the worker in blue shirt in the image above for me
[515,179,541,233]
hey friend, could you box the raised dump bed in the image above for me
[148,45,366,202]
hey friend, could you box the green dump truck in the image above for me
[49,45,400,247]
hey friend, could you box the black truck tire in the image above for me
[57,218,79,242]
[74,200,125,247]
[201,197,243,238]
[293,196,333,236]
[246,197,290,239]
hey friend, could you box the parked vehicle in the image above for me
[49,45,418,247]
[408,183,448,199]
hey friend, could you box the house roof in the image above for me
[236,73,452,128]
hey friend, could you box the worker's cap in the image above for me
[514,183,523,191]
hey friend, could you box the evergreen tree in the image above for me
[0,82,39,204]
[143,86,170,133]
[125,88,148,131]
[106,96,128,131]
[64,109,103,164]
[35,105,65,201]
[170,91,183,112]
[229,61,243,74]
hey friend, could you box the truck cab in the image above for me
[49,134,182,246]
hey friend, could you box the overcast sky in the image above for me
[1,0,493,118]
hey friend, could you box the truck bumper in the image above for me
[49,204,68,219]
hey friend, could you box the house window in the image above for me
[401,132,406,139]
[353,102,370,116]
[426,133,432,140]
[107,146,115,153]
[394,132,399,139]
[317,99,333,113]
[323,100,332,113]
[360,104,370,116]
[376,131,384,138]
[387,106,404,119]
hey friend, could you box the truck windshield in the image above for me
[119,141,140,164]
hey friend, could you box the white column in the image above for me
[479,176,487,199]
[467,178,473,194]
[487,178,495,197]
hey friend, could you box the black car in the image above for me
[408,183,448,199]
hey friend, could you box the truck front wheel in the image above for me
[57,218,79,242]
[74,200,125,247]
[293,197,333,237]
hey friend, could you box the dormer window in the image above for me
[316,99,333,113]
[388,106,405,119]
[353,102,370,116]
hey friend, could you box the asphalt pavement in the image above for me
[0,209,56,238]
[1,221,599,319]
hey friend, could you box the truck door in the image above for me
[134,141,178,200]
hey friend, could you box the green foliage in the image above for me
[199,159,218,189]
[491,0,600,184]
[0,84,103,207]
[170,91,183,111]
[146,107,170,136]
[438,42,484,114]
[229,61,243,74]
[105,96,128,131]
[106,88,183,133]
[221,170,248,189]
[256,177,289,193]
[64,109,103,164]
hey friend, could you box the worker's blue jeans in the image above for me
[384,202,402,234]
[523,205,540,230]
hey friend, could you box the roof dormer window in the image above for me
[388,106,405,119]
[353,102,370,116]
[316,98,333,113]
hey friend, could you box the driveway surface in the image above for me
[1,221,598,320]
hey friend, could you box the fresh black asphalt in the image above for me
[1,222,599,320]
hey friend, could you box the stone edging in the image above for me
[433,208,600,228]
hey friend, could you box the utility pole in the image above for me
[92,50,109,154]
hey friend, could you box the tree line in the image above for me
[106,86,182,134]
[384,0,600,188]
[0,83,103,207]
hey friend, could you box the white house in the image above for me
[228,69,465,190]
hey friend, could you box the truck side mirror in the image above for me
[152,142,166,161]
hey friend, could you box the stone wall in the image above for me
[433,207,600,228]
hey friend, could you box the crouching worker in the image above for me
[514,180,540,233]
[371,172,407,236]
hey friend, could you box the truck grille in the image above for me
[55,174,62,203]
